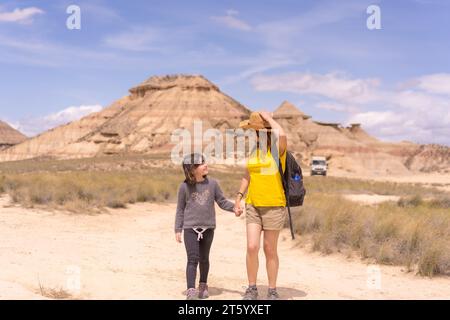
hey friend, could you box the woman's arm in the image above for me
[259,111,287,156]
[236,169,250,202]
[234,169,250,215]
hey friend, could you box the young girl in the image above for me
[175,153,241,300]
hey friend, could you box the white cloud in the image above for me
[221,52,306,85]
[81,3,121,21]
[348,111,401,128]
[252,72,381,104]
[0,31,151,68]
[211,10,252,31]
[103,27,165,52]
[252,70,450,145]
[256,1,367,51]
[391,90,449,111]
[44,105,103,123]
[0,7,44,23]
[315,102,360,114]
[347,88,450,145]
[13,105,103,137]
[348,109,450,145]
[415,73,450,95]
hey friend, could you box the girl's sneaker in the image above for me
[186,288,198,300]
[198,282,209,299]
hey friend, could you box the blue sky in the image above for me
[1,0,450,145]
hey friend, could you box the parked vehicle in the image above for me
[310,156,327,176]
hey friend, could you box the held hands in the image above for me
[175,232,182,243]
[234,201,243,217]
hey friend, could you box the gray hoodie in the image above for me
[174,177,234,232]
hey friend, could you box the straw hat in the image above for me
[239,112,271,130]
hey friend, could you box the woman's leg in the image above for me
[184,229,200,289]
[246,223,262,285]
[263,230,281,289]
[199,229,214,284]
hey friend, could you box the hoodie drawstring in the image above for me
[192,228,207,241]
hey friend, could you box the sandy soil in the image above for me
[1,194,449,300]
[343,194,401,205]
[331,172,450,193]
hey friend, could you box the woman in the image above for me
[234,111,288,300]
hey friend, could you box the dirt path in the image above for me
[332,172,450,193]
[0,195,449,300]
[343,194,401,205]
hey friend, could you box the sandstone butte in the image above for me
[0,74,449,176]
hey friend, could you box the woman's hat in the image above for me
[239,112,271,130]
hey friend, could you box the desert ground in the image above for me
[1,191,449,300]
[333,171,450,193]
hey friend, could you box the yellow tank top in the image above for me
[246,148,287,207]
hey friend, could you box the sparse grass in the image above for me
[0,174,5,193]
[39,286,73,299]
[397,195,424,208]
[292,193,450,277]
[2,170,182,212]
[0,166,241,212]
[304,175,445,198]
[37,275,73,299]
[428,195,450,209]
[1,156,449,277]
[0,153,172,174]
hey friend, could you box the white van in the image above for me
[310,156,327,176]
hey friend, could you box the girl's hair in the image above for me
[182,153,206,185]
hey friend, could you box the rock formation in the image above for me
[1,75,448,176]
[0,121,27,151]
[272,101,448,175]
[0,75,250,161]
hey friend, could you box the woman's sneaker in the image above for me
[242,286,258,300]
[198,282,209,299]
[267,288,280,300]
[186,288,198,300]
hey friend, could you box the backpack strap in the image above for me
[276,150,295,240]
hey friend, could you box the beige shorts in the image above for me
[245,203,287,231]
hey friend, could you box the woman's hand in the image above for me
[234,201,243,217]
[175,232,182,243]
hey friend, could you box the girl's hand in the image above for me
[175,232,182,243]
[234,201,242,217]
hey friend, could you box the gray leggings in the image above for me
[184,228,214,289]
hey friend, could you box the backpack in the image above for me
[276,150,306,240]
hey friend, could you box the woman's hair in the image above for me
[182,153,206,185]
[251,130,272,154]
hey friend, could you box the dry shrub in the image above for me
[293,193,450,277]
